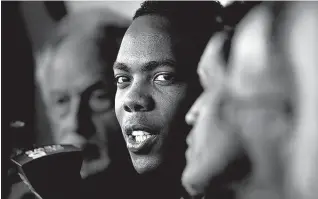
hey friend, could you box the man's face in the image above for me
[44,38,119,178]
[114,15,197,174]
[182,33,237,195]
[183,4,293,198]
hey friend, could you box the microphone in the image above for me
[11,144,84,199]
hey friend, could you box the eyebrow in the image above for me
[113,59,177,72]
[49,90,67,97]
[84,81,109,94]
[113,62,129,72]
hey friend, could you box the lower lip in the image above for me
[185,147,192,162]
[126,134,157,154]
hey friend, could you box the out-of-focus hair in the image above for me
[134,1,223,42]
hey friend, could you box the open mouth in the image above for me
[125,130,157,154]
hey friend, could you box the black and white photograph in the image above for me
[2,1,318,199]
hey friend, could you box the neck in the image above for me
[136,165,185,199]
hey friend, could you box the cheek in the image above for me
[48,108,60,122]
[50,122,66,143]
[239,109,288,147]
[237,108,290,178]
[49,114,74,143]
[49,113,64,133]
[156,85,189,117]
[48,105,69,129]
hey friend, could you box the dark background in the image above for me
[2,1,139,198]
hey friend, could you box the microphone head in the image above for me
[11,144,83,199]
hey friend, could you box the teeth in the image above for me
[134,135,152,143]
[127,131,153,145]
[132,131,150,136]
[127,142,133,148]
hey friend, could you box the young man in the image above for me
[182,2,318,199]
[36,10,135,199]
[113,1,222,198]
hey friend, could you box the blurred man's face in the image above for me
[114,15,198,174]
[44,38,119,178]
[182,33,236,195]
[183,4,293,198]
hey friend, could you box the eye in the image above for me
[115,75,130,84]
[55,95,70,105]
[92,90,109,100]
[154,73,175,85]
[51,95,71,118]
[115,75,131,89]
[116,76,130,84]
[90,90,112,112]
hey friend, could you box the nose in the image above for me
[64,98,80,133]
[185,95,203,126]
[123,84,155,112]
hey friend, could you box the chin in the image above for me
[182,156,214,195]
[130,153,162,174]
[182,167,208,196]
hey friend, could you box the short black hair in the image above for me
[133,1,223,74]
[134,1,223,38]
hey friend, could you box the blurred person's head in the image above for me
[276,2,318,199]
[182,31,233,197]
[114,1,223,178]
[183,1,318,199]
[36,9,128,178]
[182,2,259,196]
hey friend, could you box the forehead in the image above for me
[228,5,272,97]
[117,15,175,66]
[231,5,271,71]
[47,38,106,91]
[197,33,227,87]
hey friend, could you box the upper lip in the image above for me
[123,124,157,136]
